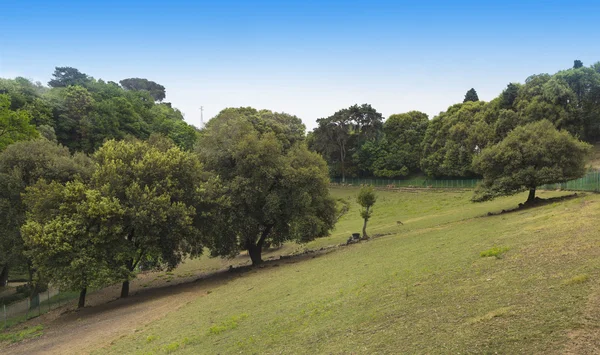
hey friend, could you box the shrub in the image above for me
[480,246,510,259]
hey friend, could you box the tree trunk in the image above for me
[362,207,370,238]
[247,225,274,266]
[248,244,263,265]
[78,288,87,309]
[121,280,130,298]
[527,188,536,204]
[0,264,8,287]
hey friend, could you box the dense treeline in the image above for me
[0,67,199,153]
[310,60,600,179]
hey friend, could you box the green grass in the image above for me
[0,325,43,343]
[89,188,600,353]
[480,246,510,258]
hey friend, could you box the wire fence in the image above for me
[330,177,481,188]
[1,288,75,329]
[331,171,600,192]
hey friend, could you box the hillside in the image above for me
[3,187,600,354]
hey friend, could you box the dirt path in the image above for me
[1,270,234,355]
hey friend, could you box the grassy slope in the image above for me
[99,188,600,354]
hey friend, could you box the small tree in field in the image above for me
[357,186,377,238]
[472,120,591,204]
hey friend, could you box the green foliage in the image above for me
[310,104,383,180]
[48,67,91,88]
[357,185,377,237]
[21,180,124,299]
[463,88,479,102]
[573,59,583,69]
[371,111,428,177]
[0,70,198,154]
[480,246,510,259]
[207,314,249,335]
[119,78,166,102]
[473,120,591,202]
[197,107,336,264]
[90,139,208,292]
[0,94,38,151]
[421,101,494,177]
[0,325,43,343]
[0,139,93,287]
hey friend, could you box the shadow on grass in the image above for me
[485,193,583,217]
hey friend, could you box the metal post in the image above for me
[26,298,29,319]
[3,304,6,329]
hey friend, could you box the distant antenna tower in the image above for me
[200,106,204,128]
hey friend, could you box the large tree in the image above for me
[48,67,92,88]
[421,101,494,177]
[90,138,207,298]
[311,104,383,181]
[472,120,590,203]
[22,180,124,308]
[197,108,337,265]
[119,78,166,102]
[0,139,93,289]
[370,111,429,177]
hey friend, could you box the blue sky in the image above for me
[2,0,600,130]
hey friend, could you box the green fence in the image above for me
[540,171,600,192]
[329,177,481,189]
[331,171,600,192]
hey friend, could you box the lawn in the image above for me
[95,187,600,354]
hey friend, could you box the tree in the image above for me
[48,67,91,88]
[357,186,377,238]
[372,111,429,177]
[90,138,207,298]
[0,139,93,292]
[464,88,479,102]
[197,108,337,265]
[120,78,166,102]
[499,83,521,109]
[0,94,38,151]
[21,180,123,308]
[574,60,584,69]
[311,104,383,181]
[421,101,494,177]
[472,120,590,203]
[55,85,95,151]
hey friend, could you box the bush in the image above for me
[480,246,510,259]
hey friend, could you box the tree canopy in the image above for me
[119,78,166,102]
[463,88,479,102]
[0,94,38,151]
[472,120,591,203]
[197,108,336,265]
[90,138,208,297]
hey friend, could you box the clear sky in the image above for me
[1,0,600,130]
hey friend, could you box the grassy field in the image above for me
[89,187,600,354]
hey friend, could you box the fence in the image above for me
[330,177,481,189]
[1,288,68,329]
[331,171,600,192]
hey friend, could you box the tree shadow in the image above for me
[485,193,583,217]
